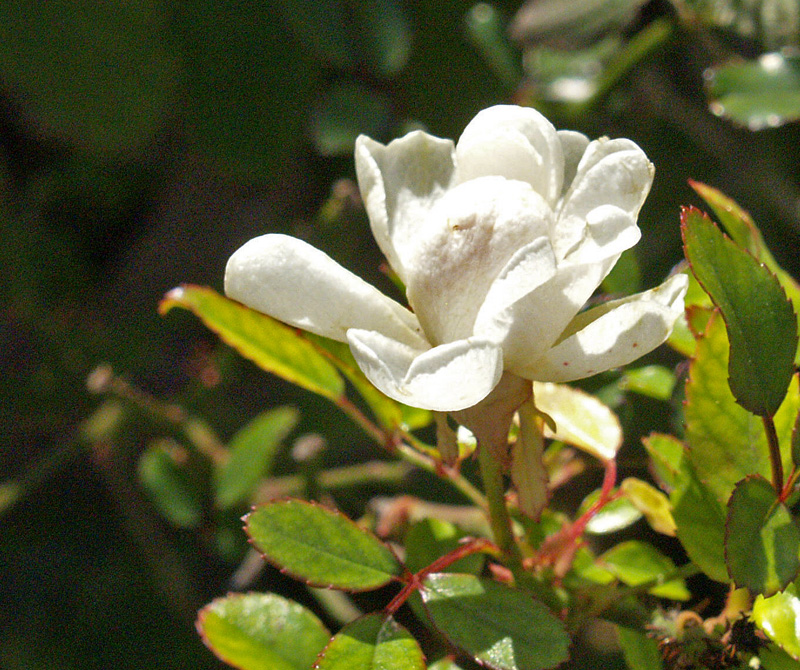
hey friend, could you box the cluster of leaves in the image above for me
[141,182,798,669]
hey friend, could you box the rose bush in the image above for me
[225,105,687,412]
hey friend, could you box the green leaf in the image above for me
[197,592,330,670]
[725,475,800,596]
[246,499,401,590]
[404,519,485,575]
[670,456,728,583]
[620,477,676,536]
[690,181,800,365]
[753,583,800,661]
[616,626,664,670]
[618,365,676,401]
[641,433,685,492]
[137,441,203,529]
[160,285,345,401]
[581,491,642,535]
[429,659,467,670]
[214,407,299,510]
[421,573,570,670]
[0,0,178,155]
[705,52,800,130]
[532,381,622,461]
[684,310,799,504]
[316,613,425,670]
[310,82,393,156]
[599,541,690,600]
[682,207,798,416]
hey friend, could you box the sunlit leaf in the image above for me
[316,613,424,670]
[641,432,685,492]
[618,366,676,401]
[214,407,299,510]
[197,592,330,670]
[421,573,569,670]
[705,52,800,130]
[753,583,800,661]
[690,181,800,365]
[725,475,800,596]
[581,490,642,535]
[599,540,690,600]
[620,477,676,536]
[160,285,345,401]
[246,499,401,590]
[682,207,798,416]
[684,310,799,504]
[533,381,622,461]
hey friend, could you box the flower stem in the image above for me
[477,441,521,566]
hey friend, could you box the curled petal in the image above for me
[526,273,689,382]
[355,132,456,281]
[554,138,652,262]
[455,105,564,205]
[225,234,425,346]
[556,130,590,197]
[346,329,505,411]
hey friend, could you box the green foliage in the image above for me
[213,407,299,510]
[420,573,570,670]
[316,614,425,670]
[753,583,800,661]
[682,207,798,417]
[245,499,401,590]
[616,626,664,670]
[137,440,204,528]
[197,593,331,670]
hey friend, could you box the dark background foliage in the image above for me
[2,1,799,668]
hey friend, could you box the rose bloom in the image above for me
[225,105,687,413]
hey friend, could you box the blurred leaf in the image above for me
[582,491,643,534]
[616,626,664,670]
[137,440,203,528]
[753,583,800,661]
[533,381,622,461]
[620,477,676,536]
[725,474,799,596]
[404,518,485,575]
[174,0,321,180]
[421,572,570,670]
[641,432,685,492]
[349,0,412,76]
[690,181,800,365]
[311,82,393,156]
[429,659,467,670]
[601,247,641,295]
[705,52,800,130]
[197,592,330,670]
[759,645,800,669]
[599,540,690,600]
[667,268,713,357]
[465,2,523,89]
[246,499,401,590]
[682,207,798,416]
[214,407,299,510]
[684,311,799,504]
[159,285,345,401]
[316,613,424,670]
[618,365,676,401]
[0,0,178,155]
[670,454,728,583]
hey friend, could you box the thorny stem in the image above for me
[763,415,784,496]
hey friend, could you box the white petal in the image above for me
[455,105,564,205]
[225,234,426,346]
[405,178,553,344]
[557,130,590,196]
[355,132,456,282]
[527,274,689,382]
[553,138,652,261]
[346,329,504,411]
